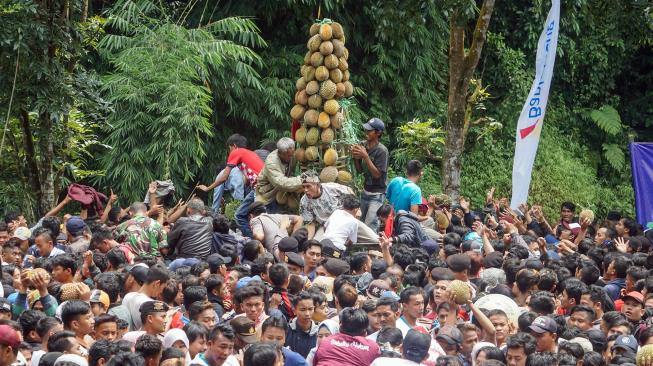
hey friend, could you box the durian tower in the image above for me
[291,20,354,186]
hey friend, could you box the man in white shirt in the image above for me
[322,194,361,251]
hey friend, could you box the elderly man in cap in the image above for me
[65,216,91,254]
[351,118,389,232]
[248,201,303,261]
[255,137,303,212]
[436,325,464,356]
[529,315,558,352]
[299,171,378,245]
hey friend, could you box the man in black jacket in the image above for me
[167,198,213,268]
[377,205,433,248]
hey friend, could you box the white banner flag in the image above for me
[510,0,560,209]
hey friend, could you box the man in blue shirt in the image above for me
[386,160,423,214]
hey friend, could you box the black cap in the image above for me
[420,239,439,255]
[230,317,258,344]
[284,252,304,267]
[436,325,463,345]
[371,259,388,274]
[323,258,350,277]
[403,330,431,360]
[529,316,557,334]
[0,298,11,313]
[321,239,343,259]
[278,237,299,253]
[207,254,230,273]
[139,300,169,314]
[126,263,149,285]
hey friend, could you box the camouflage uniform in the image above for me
[114,214,167,257]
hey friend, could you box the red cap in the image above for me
[623,291,644,305]
[0,324,21,348]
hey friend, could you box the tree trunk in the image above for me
[19,110,43,217]
[441,0,496,201]
[38,112,56,216]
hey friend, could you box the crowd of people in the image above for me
[1,118,653,366]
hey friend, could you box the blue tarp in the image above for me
[630,143,653,229]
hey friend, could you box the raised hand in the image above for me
[196,184,210,192]
[615,237,629,253]
[459,197,470,213]
[486,187,495,204]
[148,181,158,194]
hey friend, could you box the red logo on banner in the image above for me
[519,119,541,139]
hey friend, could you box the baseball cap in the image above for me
[566,337,593,353]
[312,276,335,301]
[367,279,391,299]
[321,239,343,259]
[420,239,439,255]
[612,335,638,353]
[12,226,31,240]
[139,300,169,314]
[284,252,304,268]
[436,325,463,345]
[89,290,110,309]
[55,354,89,366]
[236,277,253,290]
[230,316,258,344]
[363,118,385,131]
[278,237,299,253]
[0,298,11,313]
[126,263,149,285]
[206,254,229,273]
[0,324,21,348]
[323,258,350,277]
[404,330,431,360]
[65,216,88,236]
[623,291,644,306]
[529,316,557,334]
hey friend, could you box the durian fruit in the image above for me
[308,94,322,109]
[343,48,349,60]
[310,23,320,36]
[330,112,343,129]
[304,109,319,126]
[321,128,335,143]
[320,166,339,183]
[303,66,315,83]
[304,51,312,65]
[306,80,319,95]
[320,80,337,99]
[332,39,345,58]
[315,66,329,81]
[324,54,339,70]
[295,127,307,144]
[337,170,353,184]
[308,34,321,52]
[319,41,333,56]
[448,280,471,305]
[331,22,344,39]
[343,81,353,97]
[318,112,331,128]
[295,90,308,106]
[342,69,350,82]
[579,209,594,223]
[329,69,343,84]
[319,24,333,41]
[305,146,319,161]
[294,147,306,162]
[290,105,306,120]
[310,52,324,68]
[323,148,338,166]
[335,82,345,98]
[306,127,320,145]
[338,58,348,72]
[276,191,289,205]
[296,77,307,91]
[324,99,339,115]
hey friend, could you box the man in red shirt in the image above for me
[314,308,379,366]
[198,134,263,237]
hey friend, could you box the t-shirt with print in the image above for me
[300,183,354,226]
[314,333,379,366]
[226,148,264,187]
[386,177,422,212]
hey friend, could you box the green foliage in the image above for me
[590,105,622,136]
[96,0,265,203]
[392,118,446,168]
[602,144,626,172]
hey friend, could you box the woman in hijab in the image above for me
[305,319,340,365]
[163,328,192,365]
